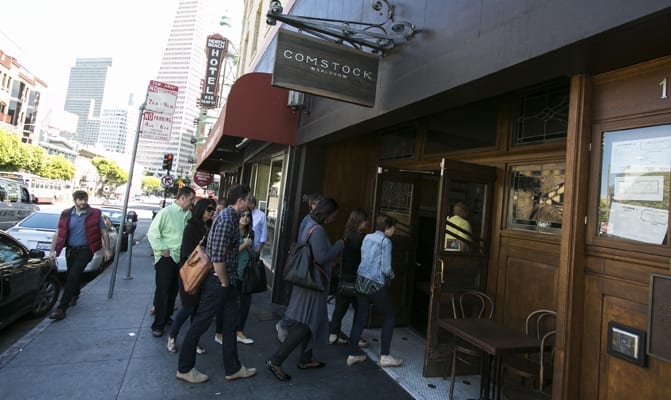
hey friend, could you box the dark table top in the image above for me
[438,318,541,356]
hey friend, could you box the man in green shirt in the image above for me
[148,187,195,337]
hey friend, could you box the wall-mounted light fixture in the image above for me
[266,0,419,55]
[287,90,311,113]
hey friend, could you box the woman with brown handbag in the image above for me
[166,198,216,354]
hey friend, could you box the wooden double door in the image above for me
[370,159,496,376]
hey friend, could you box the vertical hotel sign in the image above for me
[200,34,229,108]
[272,29,379,107]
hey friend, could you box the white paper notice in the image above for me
[610,137,671,173]
[613,175,665,201]
[607,202,668,244]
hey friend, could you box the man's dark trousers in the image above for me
[152,256,179,331]
[178,274,242,375]
[59,247,93,310]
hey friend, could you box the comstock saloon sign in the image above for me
[272,29,379,107]
[200,34,228,108]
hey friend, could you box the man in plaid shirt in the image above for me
[177,184,257,384]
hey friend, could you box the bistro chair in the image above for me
[502,329,556,400]
[503,309,557,388]
[447,290,495,400]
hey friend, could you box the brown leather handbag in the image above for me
[180,243,212,294]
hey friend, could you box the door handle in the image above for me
[439,259,444,284]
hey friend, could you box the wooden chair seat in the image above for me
[504,353,553,385]
[502,382,551,400]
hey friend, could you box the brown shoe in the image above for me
[49,308,66,320]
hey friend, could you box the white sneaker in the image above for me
[346,355,366,366]
[237,332,254,344]
[214,334,223,344]
[196,346,206,354]
[166,337,177,353]
[176,368,208,383]
[379,354,403,367]
[224,365,257,380]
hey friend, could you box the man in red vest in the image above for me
[49,190,112,320]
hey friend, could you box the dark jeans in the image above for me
[169,305,195,339]
[348,287,395,356]
[236,278,252,332]
[270,322,312,366]
[59,247,93,310]
[178,275,242,375]
[152,256,179,331]
[329,292,359,336]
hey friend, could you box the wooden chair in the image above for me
[448,290,495,400]
[502,309,557,400]
[502,330,555,399]
[504,310,556,387]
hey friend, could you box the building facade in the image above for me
[197,1,671,398]
[0,49,46,144]
[63,57,113,146]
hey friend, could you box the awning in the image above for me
[195,72,300,173]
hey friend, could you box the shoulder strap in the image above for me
[304,224,319,243]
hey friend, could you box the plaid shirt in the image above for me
[206,205,240,280]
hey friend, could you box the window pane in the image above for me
[597,125,670,245]
[507,163,565,234]
[514,83,569,145]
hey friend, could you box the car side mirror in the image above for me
[29,249,45,259]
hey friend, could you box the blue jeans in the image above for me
[178,274,242,375]
[348,287,395,356]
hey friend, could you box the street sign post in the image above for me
[161,175,175,188]
[109,80,179,298]
[145,80,179,114]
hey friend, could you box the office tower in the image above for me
[137,0,223,176]
[99,106,139,155]
[64,57,112,146]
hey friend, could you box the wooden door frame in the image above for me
[554,74,591,400]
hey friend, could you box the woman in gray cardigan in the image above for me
[266,198,344,381]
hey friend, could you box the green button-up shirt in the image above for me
[147,202,191,263]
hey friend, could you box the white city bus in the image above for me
[0,172,68,204]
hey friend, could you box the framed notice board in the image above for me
[648,274,671,363]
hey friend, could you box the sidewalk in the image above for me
[0,238,415,400]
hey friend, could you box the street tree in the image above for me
[0,130,27,171]
[24,144,48,175]
[43,154,76,181]
[91,157,128,201]
[141,176,161,194]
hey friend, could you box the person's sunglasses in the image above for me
[206,207,215,212]
[240,213,250,217]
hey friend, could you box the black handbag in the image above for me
[337,275,356,297]
[241,257,267,294]
[284,225,329,292]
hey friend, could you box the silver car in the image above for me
[6,210,117,273]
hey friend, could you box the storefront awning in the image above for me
[195,72,300,173]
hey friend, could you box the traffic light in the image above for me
[162,153,174,171]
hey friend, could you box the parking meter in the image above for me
[126,211,138,233]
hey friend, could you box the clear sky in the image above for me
[0,0,243,113]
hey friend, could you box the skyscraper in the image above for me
[137,0,223,176]
[64,57,112,146]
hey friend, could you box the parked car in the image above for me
[0,231,60,330]
[99,207,137,252]
[5,210,117,274]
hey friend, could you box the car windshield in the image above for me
[101,209,123,221]
[20,213,59,229]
